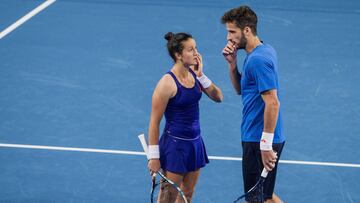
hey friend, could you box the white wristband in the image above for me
[260,132,274,151]
[148,145,160,159]
[197,74,212,89]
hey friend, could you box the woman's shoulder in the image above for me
[160,72,176,86]
[154,73,177,98]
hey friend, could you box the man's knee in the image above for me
[265,193,283,203]
[265,199,283,203]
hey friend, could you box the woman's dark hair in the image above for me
[164,32,193,62]
[221,5,258,35]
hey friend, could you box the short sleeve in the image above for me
[249,57,277,93]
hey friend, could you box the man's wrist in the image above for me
[260,132,274,151]
[229,62,238,71]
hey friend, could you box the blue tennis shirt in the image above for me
[240,43,285,143]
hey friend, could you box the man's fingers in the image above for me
[223,41,236,55]
[271,155,277,162]
[265,161,275,171]
[223,47,233,54]
[227,41,235,47]
[222,49,230,55]
[269,162,275,170]
[226,45,234,52]
[227,41,237,50]
[226,44,234,50]
[262,151,277,171]
[272,152,278,162]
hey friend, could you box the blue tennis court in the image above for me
[1,0,359,202]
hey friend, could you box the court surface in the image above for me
[1,0,360,202]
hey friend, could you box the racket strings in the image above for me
[233,177,266,203]
[246,179,265,203]
[160,182,179,202]
[151,178,180,203]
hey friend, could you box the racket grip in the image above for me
[152,172,156,180]
[261,168,268,178]
[138,134,149,159]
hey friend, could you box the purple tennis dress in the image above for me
[159,69,209,173]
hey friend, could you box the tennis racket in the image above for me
[233,168,268,203]
[138,134,188,203]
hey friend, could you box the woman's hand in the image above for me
[191,53,204,77]
[148,159,161,175]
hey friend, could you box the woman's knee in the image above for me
[182,187,195,200]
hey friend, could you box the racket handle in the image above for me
[152,172,156,180]
[138,134,149,159]
[261,168,268,178]
[139,134,162,178]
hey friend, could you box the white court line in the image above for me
[0,143,145,156]
[208,155,360,168]
[1,143,360,168]
[0,0,56,40]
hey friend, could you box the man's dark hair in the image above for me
[221,5,258,35]
[164,32,193,62]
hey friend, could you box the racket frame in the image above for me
[138,134,188,203]
[233,168,268,203]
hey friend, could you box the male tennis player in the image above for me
[147,32,223,202]
[221,5,285,203]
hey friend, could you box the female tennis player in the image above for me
[147,32,223,202]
